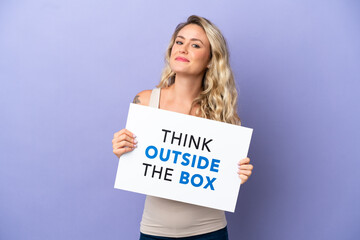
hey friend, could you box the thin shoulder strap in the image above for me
[149,88,160,108]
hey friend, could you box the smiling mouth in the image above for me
[175,57,190,62]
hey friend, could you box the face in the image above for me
[169,24,211,77]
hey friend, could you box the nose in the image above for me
[179,43,188,54]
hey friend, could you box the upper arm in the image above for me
[132,90,152,106]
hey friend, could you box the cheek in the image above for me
[170,44,178,57]
[195,51,210,65]
[169,48,176,65]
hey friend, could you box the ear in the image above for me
[207,59,211,68]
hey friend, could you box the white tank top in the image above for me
[140,88,227,238]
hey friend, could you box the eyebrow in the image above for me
[176,35,204,45]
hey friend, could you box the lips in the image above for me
[175,56,190,62]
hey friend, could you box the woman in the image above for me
[112,15,253,240]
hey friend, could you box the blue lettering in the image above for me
[145,145,158,159]
[179,171,190,184]
[197,156,209,170]
[191,174,203,187]
[159,148,170,162]
[191,155,197,168]
[181,153,190,166]
[203,176,216,190]
[210,159,220,172]
[172,150,182,164]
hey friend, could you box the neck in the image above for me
[169,73,203,102]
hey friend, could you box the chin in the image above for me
[171,62,207,76]
[173,69,189,75]
[170,66,190,75]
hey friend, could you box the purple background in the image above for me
[1,0,359,239]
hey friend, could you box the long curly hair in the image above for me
[157,15,241,125]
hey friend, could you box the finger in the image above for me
[113,141,137,150]
[112,136,131,146]
[238,157,250,165]
[113,146,134,157]
[238,174,248,184]
[239,164,253,170]
[238,169,252,176]
[115,129,134,138]
[113,129,136,139]
[114,134,137,144]
[113,133,136,145]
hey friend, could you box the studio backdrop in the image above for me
[0,0,359,239]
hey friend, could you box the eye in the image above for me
[175,41,183,45]
[192,44,200,48]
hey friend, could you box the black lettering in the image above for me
[162,129,171,143]
[202,138,213,152]
[171,131,182,145]
[143,163,152,176]
[183,133,188,147]
[152,165,163,179]
[164,168,173,181]
[189,135,200,149]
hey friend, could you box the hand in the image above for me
[112,129,137,158]
[237,157,253,184]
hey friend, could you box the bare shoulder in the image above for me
[132,89,152,106]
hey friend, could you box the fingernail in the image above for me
[134,144,137,148]
[134,139,138,144]
[133,134,137,138]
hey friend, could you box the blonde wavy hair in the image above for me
[157,15,241,125]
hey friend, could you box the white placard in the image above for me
[114,103,253,212]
